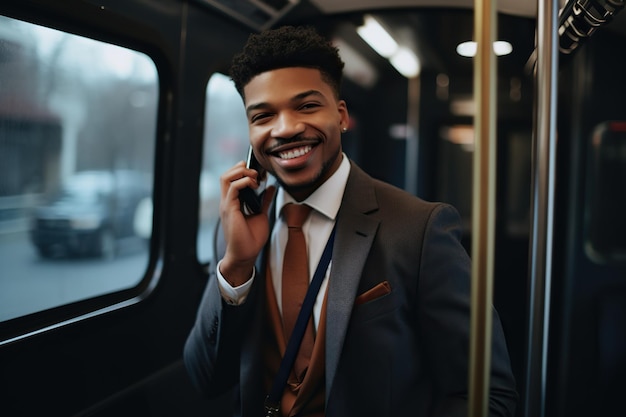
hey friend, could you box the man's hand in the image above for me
[218,161,276,286]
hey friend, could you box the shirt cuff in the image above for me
[216,259,255,305]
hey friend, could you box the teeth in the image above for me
[278,145,312,160]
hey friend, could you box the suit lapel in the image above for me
[325,163,380,400]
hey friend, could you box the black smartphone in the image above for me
[239,146,266,215]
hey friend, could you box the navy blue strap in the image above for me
[265,224,337,413]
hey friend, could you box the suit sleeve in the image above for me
[417,204,518,417]
[183,266,252,397]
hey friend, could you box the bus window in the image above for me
[585,121,626,263]
[0,15,157,322]
[197,73,249,264]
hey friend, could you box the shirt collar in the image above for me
[276,153,350,221]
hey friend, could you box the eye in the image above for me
[250,112,272,123]
[299,102,321,111]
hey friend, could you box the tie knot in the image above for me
[283,203,312,228]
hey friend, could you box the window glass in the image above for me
[585,121,626,263]
[0,16,157,322]
[198,73,249,263]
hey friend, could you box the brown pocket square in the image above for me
[355,281,392,306]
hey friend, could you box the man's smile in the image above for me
[276,145,312,160]
[267,138,320,165]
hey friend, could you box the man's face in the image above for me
[243,67,349,201]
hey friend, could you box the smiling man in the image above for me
[184,25,517,417]
[244,68,347,200]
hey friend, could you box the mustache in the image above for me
[267,134,321,151]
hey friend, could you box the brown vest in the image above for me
[264,265,327,417]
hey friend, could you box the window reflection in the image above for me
[197,73,249,263]
[0,16,158,322]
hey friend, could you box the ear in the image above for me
[337,100,349,130]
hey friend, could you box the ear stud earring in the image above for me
[341,127,348,133]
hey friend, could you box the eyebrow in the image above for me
[245,90,324,115]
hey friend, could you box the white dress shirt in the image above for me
[217,154,351,330]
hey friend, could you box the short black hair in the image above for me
[229,25,345,99]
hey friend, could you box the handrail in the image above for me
[468,0,497,415]
[558,0,625,54]
[523,0,559,416]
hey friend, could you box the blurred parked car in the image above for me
[30,170,152,259]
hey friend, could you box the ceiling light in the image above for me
[456,41,513,57]
[440,125,475,145]
[493,41,513,56]
[390,47,420,78]
[456,41,477,57]
[357,15,398,58]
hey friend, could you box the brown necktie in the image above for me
[281,203,314,382]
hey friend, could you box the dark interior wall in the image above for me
[550,26,626,417]
[344,73,409,187]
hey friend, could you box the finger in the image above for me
[220,161,262,184]
[224,177,257,212]
[219,162,259,199]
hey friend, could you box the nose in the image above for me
[271,111,305,139]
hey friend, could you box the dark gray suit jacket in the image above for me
[184,161,517,417]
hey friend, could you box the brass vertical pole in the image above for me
[469,0,497,415]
